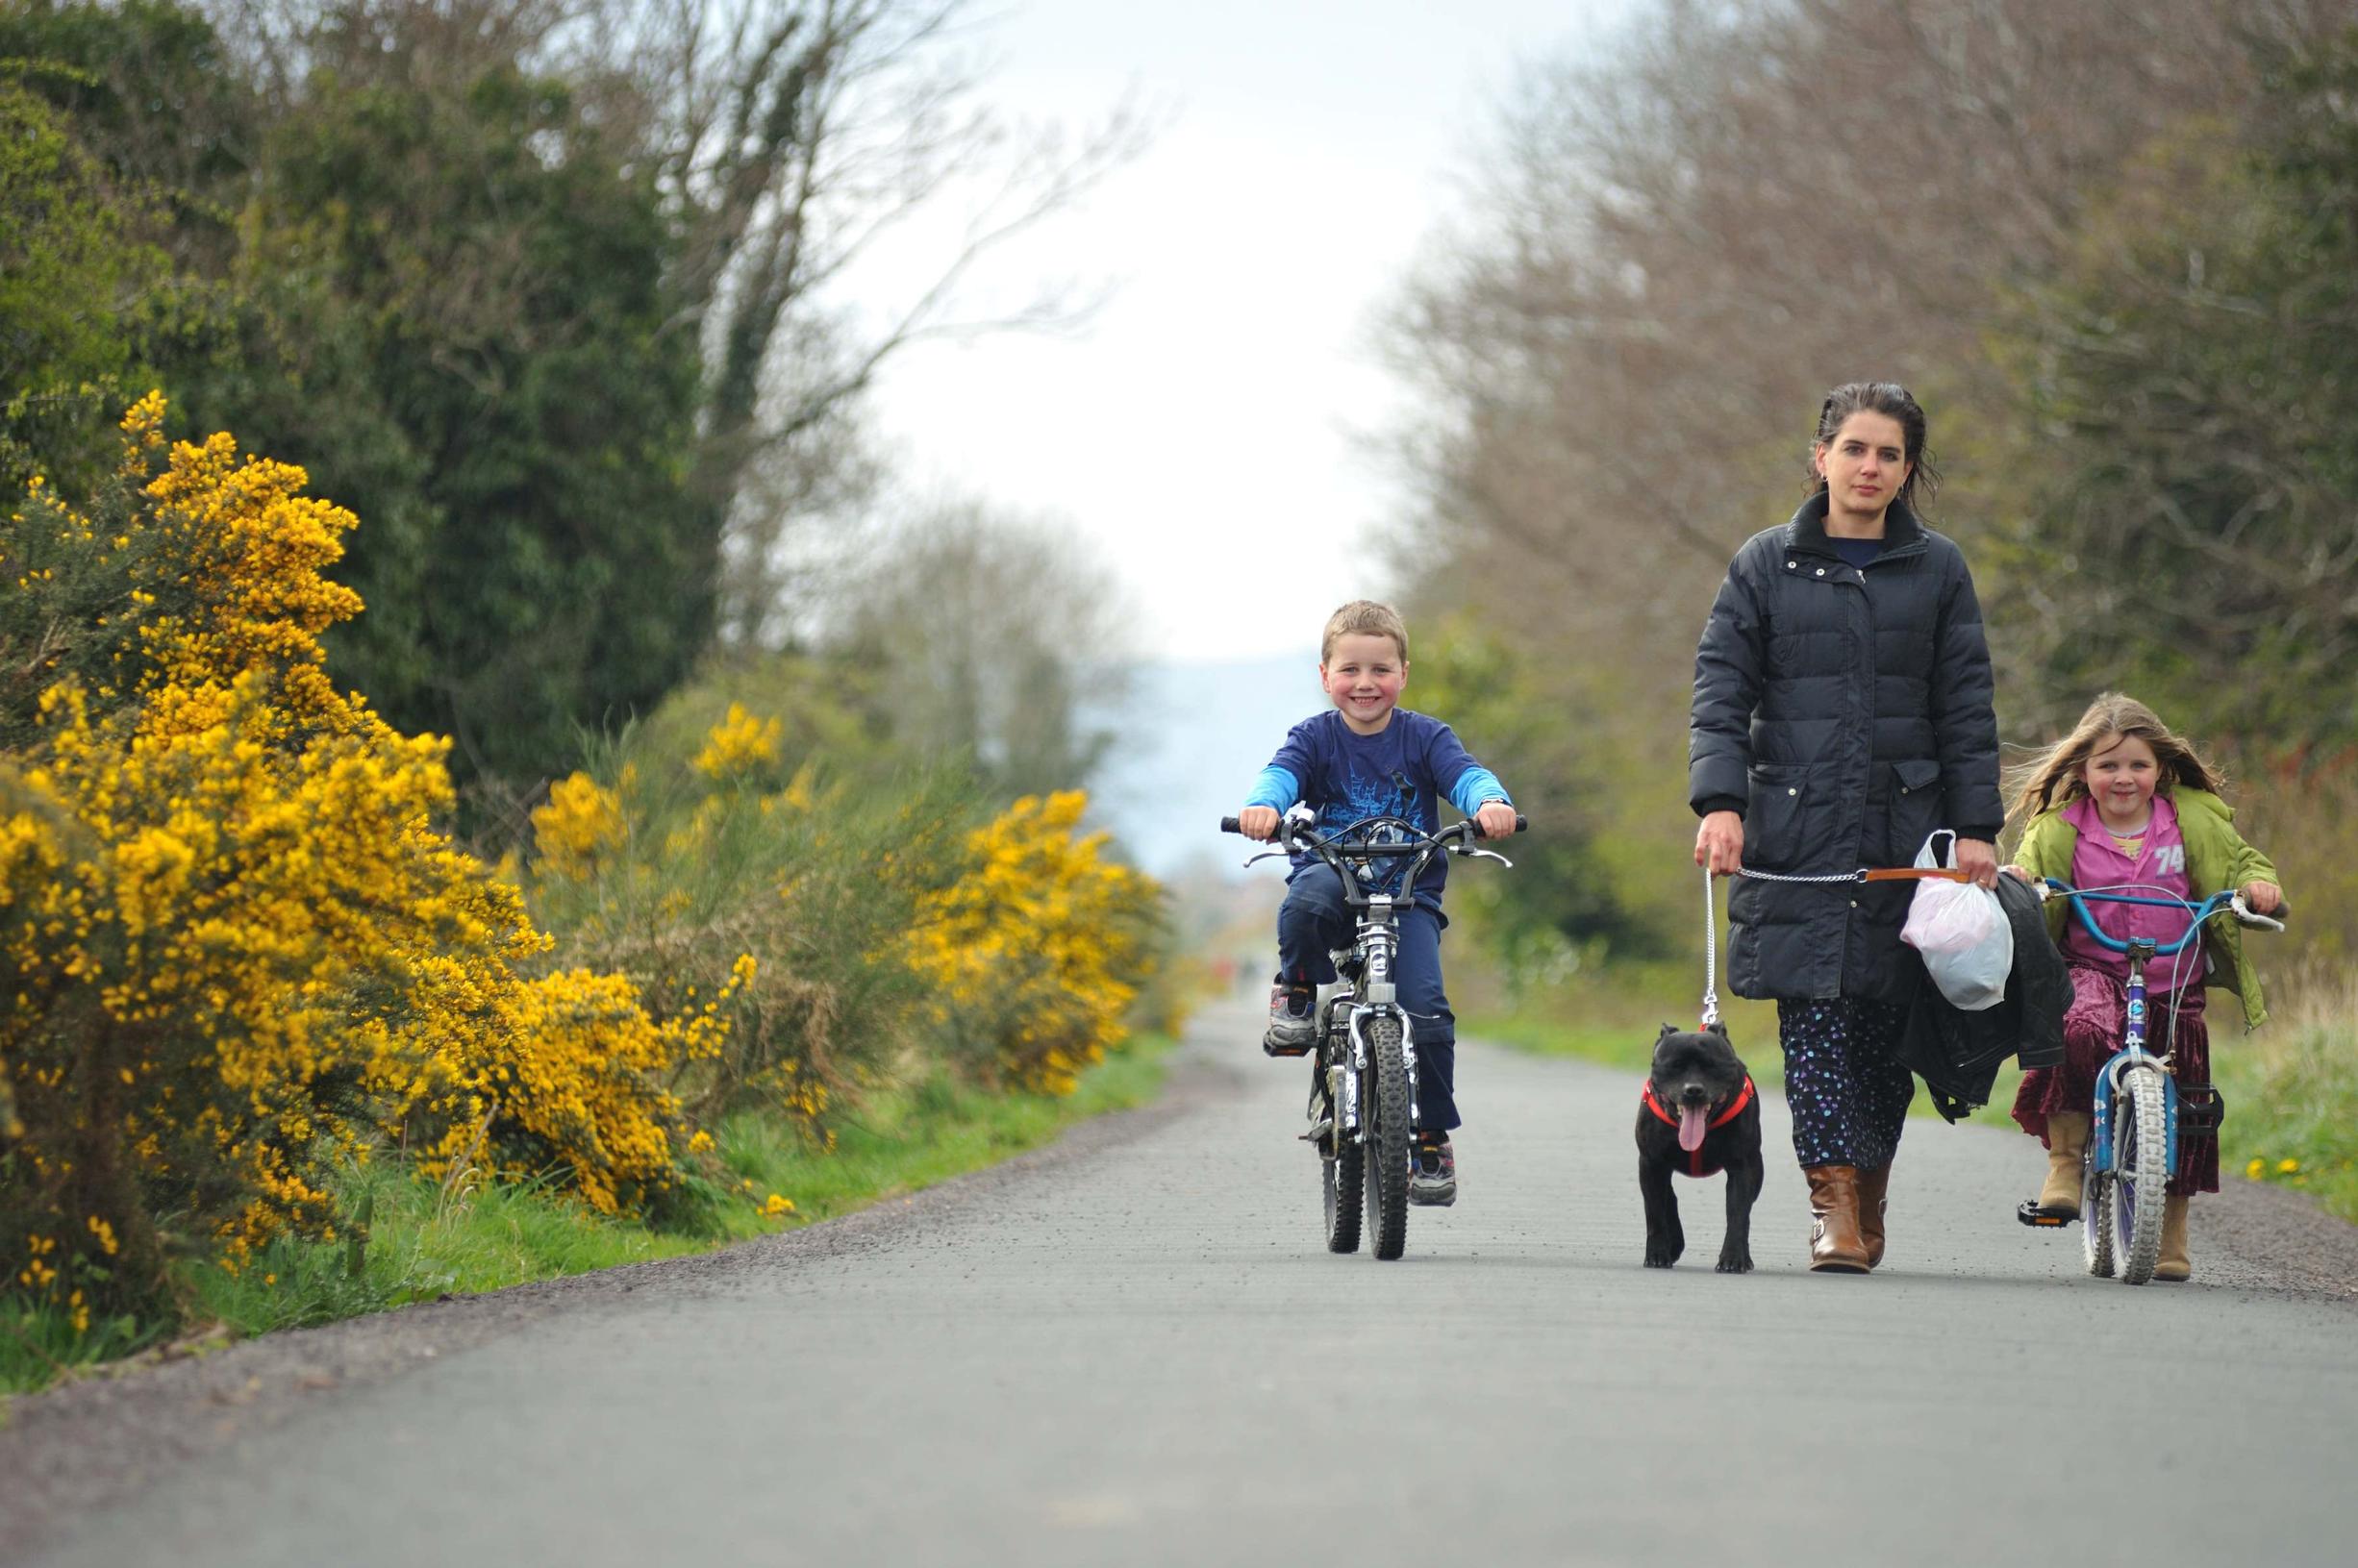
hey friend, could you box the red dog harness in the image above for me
[1642,1076,1758,1178]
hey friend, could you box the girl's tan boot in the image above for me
[2038,1113,2090,1220]
[2154,1195,2192,1282]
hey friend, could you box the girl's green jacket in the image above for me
[2012,787,2281,1030]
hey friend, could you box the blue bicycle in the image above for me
[2016,880,2284,1283]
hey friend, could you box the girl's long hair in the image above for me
[2006,692,2230,822]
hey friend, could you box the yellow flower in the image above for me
[531,773,626,875]
[2247,1157,2267,1180]
[762,1193,795,1218]
[693,704,783,779]
[2278,1157,2301,1176]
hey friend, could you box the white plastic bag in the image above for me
[1900,830,2012,1010]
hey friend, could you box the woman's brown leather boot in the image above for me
[1805,1164,1870,1272]
[1856,1162,1891,1269]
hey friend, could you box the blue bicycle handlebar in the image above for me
[2038,879,2275,956]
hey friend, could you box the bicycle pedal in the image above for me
[1300,1119,1334,1144]
[1262,1039,1315,1058]
[2016,1200,2072,1228]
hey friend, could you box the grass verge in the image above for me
[2216,974,2358,1223]
[1,1035,1172,1399]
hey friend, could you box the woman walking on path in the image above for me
[1689,382,2003,1274]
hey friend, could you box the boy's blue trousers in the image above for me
[1276,866,1460,1133]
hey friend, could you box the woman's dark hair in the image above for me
[1808,381,1940,513]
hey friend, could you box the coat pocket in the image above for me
[1744,763,1809,871]
[1886,759,1944,866]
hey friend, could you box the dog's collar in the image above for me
[1643,1076,1757,1178]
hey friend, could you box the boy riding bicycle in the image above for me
[1235,601,1517,1207]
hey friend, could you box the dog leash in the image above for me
[1700,865,1721,1028]
[1701,858,1973,1024]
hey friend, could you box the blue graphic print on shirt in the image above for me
[1242,709,1509,906]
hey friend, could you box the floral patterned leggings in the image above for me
[1776,997,1916,1170]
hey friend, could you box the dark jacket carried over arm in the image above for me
[1894,873,2070,1122]
[1689,493,2002,1005]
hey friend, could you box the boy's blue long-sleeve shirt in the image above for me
[1244,709,1510,908]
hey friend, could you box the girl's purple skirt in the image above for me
[2012,961,2217,1196]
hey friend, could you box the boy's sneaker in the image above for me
[1410,1136,1457,1207]
[1262,984,1316,1057]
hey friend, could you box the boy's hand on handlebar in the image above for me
[1473,800,1518,840]
[1237,805,1282,842]
[1694,810,1743,876]
[1955,837,1998,890]
[2242,880,2282,915]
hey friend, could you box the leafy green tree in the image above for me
[179,52,715,803]
[1402,616,1651,975]
[1988,28,2358,744]
[0,81,167,490]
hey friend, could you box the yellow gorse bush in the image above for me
[909,791,1158,1096]
[0,399,733,1313]
[691,702,783,779]
[532,771,628,875]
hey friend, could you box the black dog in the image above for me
[1637,1022,1764,1273]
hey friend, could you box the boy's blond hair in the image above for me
[1321,600,1410,664]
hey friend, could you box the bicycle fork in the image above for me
[2091,941,2181,1180]
[1330,907,1418,1144]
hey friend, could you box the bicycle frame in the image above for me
[2088,936,2178,1183]
[1322,855,1442,1150]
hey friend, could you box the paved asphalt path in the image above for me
[25,1000,2358,1567]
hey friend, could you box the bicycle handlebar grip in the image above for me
[1472,813,1530,839]
[1218,816,1242,834]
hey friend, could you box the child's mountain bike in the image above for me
[2016,879,2284,1284]
[1220,807,1524,1260]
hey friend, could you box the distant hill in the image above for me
[1088,651,1321,878]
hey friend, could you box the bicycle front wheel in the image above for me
[1363,1016,1411,1261]
[1321,1048,1364,1254]
[2115,1067,2170,1284]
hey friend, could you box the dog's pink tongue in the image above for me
[1678,1106,1709,1153]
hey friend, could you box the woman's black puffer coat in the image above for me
[1689,493,2002,1005]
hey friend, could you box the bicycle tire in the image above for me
[1322,1059,1364,1254]
[2115,1068,2169,1284]
[1363,1015,1411,1260]
[2083,1144,2115,1278]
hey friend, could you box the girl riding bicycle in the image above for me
[2004,693,2283,1282]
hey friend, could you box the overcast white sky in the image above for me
[850,0,1635,664]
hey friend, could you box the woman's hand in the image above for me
[2242,880,2283,915]
[1694,809,1743,876]
[1955,836,1998,890]
[1237,805,1281,842]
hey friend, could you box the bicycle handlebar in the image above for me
[2033,877,2288,955]
[1218,813,1528,841]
